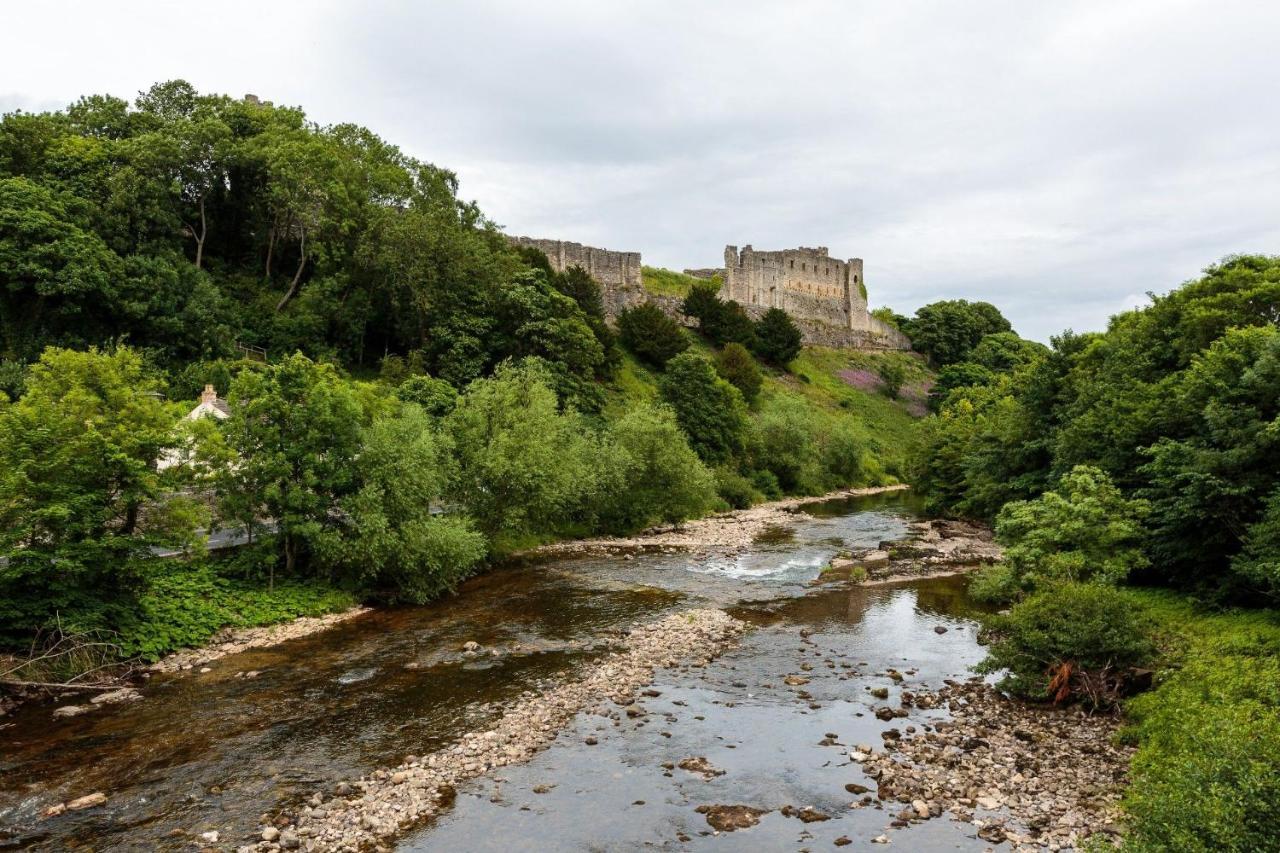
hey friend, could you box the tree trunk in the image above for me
[121,501,140,536]
[264,224,276,280]
[194,196,207,270]
[275,228,306,312]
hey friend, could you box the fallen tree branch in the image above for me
[0,679,124,692]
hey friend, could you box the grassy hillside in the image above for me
[606,338,931,486]
[641,266,720,299]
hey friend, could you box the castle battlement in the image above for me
[721,244,865,329]
[504,233,909,351]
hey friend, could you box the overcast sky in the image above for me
[4,1,1279,340]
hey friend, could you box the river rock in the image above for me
[678,756,725,779]
[89,688,142,705]
[261,826,279,842]
[67,792,107,811]
[696,804,768,832]
[52,704,93,719]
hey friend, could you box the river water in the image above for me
[0,492,997,851]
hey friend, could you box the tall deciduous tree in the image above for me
[216,353,364,581]
[0,347,192,637]
[446,360,602,542]
[903,299,1012,367]
[316,405,487,602]
[660,352,748,464]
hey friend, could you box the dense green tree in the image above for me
[0,347,194,638]
[749,395,823,493]
[681,281,722,328]
[980,466,1150,603]
[903,299,1012,366]
[659,352,748,464]
[1233,488,1280,603]
[316,406,486,602]
[915,255,1280,598]
[446,360,602,542]
[0,177,124,358]
[395,374,458,417]
[969,331,1047,372]
[617,302,689,368]
[682,282,755,348]
[714,342,763,402]
[751,307,802,366]
[928,361,996,410]
[600,403,717,532]
[1137,325,1280,590]
[215,353,364,580]
[976,583,1155,706]
[876,359,906,399]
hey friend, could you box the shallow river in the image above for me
[1,492,996,851]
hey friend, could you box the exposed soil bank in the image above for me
[236,609,746,852]
[532,484,912,558]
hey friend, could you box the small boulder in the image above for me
[90,688,142,706]
[67,792,107,811]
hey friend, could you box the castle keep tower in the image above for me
[720,245,868,330]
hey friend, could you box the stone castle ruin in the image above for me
[505,235,909,350]
[707,244,910,349]
[506,236,645,317]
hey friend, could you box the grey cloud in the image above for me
[4,0,1280,340]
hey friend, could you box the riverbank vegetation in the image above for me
[910,254,1280,848]
[0,81,929,671]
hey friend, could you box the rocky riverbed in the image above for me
[531,484,911,559]
[237,609,746,852]
[1,490,1134,852]
[820,517,1002,585]
[858,680,1132,850]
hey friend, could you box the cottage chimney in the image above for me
[201,384,218,405]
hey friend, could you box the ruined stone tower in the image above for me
[720,245,867,330]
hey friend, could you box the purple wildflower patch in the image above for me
[837,369,882,392]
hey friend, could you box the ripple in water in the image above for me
[336,666,379,685]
